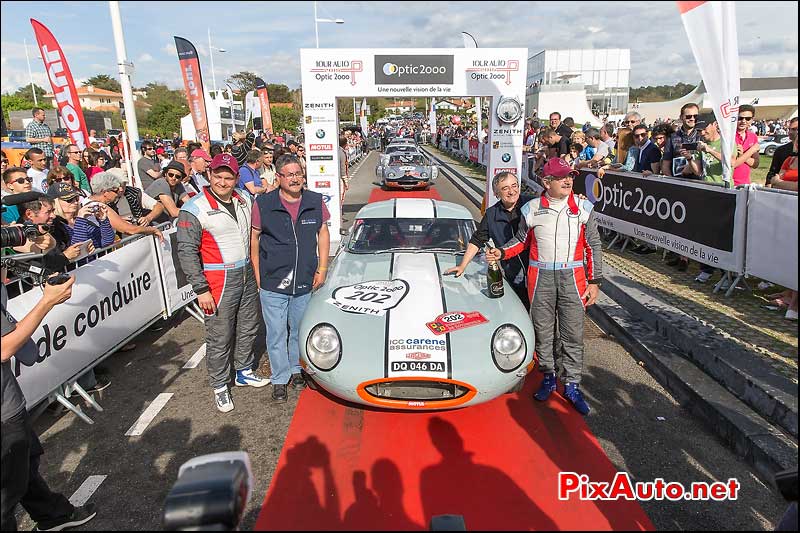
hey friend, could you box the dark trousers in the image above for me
[1,410,73,531]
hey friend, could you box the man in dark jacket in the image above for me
[250,154,331,403]
[444,172,536,307]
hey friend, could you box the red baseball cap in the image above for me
[156,147,165,155]
[209,153,239,174]
[190,148,212,162]
[542,157,578,178]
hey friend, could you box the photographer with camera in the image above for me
[1,271,98,531]
[85,172,163,243]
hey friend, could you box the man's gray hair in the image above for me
[275,154,302,175]
[624,111,641,122]
[491,171,517,195]
[91,171,123,193]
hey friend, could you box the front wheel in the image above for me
[765,146,777,157]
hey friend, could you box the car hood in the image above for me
[302,251,532,383]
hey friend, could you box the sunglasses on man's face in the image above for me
[737,116,754,122]
[165,172,184,179]
[13,177,33,184]
[683,114,698,120]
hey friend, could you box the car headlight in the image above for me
[420,172,428,178]
[306,324,342,371]
[491,324,526,372]
[387,172,396,178]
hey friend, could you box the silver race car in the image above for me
[299,199,536,411]
[376,153,438,190]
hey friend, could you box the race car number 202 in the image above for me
[391,361,445,372]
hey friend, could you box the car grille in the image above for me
[364,380,470,401]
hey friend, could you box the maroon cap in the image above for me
[190,148,212,162]
[209,153,239,174]
[542,157,578,178]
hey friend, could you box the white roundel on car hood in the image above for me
[326,279,409,316]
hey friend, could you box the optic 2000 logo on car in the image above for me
[327,279,409,316]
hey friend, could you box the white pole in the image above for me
[108,1,141,182]
[353,97,357,123]
[314,1,320,48]
[24,39,38,106]
[208,27,217,95]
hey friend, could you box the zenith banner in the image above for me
[30,19,90,150]
[174,36,210,143]
[576,170,746,272]
[254,77,274,134]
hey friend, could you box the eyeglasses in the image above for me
[68,151,81,154]
[683,114,698,120]
[165,172,184,179]
[64,196,81,203]
[279,172,305,179]
[51,176,68,182]
[546,175,574,181]
[146,147,155,151]
[737,116,754,122]
[13,177,33,184]
[633,133,648,138]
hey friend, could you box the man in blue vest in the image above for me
[250,154,331,403]
[444,171,537,307]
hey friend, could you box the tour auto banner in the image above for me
[174,36,210,143]
[7,236,164,408]
[678,1,740,185]
[576,170,746,272]
[300,48,528,242]
[30,19,90,150]
[255,77,274,134]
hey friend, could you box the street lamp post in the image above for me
[208,27,227,95]
[23,38,38,105]
[314,1,345,48]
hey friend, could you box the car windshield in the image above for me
[386,146,417,154]
[348,218,476,254]
[388,155,426,166]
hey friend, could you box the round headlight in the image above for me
[420,172,428,178]
[306,324,342,371]
[491,325,526,372]
[387,172,396,178]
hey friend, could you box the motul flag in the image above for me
[30,19,90,150]
[174,37,210,143]
[255,78,273,135]
[678,1,740,186]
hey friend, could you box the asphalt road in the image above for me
[19,148,786,531]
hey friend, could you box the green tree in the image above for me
[630,82,696,102]
[266,83,292,102]
[270,106,302,135]
[226,71,260,94]
[83,74,122,92]
[13,83,48,102]
[1,93,53,126]
[140,99,188,137]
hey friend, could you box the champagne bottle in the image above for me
[486,239,504,298]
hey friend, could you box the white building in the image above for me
[632,77,799,122]
[385,100,416,113]
[526,49,631,125]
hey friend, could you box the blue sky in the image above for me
[1,1,797,94]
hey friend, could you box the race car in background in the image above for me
[376,153,438,190]
[299,198,535,411]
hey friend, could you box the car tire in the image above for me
[507,377,526,393]
[765,146,777,157]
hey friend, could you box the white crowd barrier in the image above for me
[5,225,196,410]
[744,186,798,291]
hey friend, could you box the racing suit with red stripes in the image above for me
[176,187,260,390]
[499,193,603,385]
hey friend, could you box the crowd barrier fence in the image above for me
[4,223,197,422]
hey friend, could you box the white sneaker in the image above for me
[785,309,799,321]
[214,387,234,413]
[235,368,270,388]
[695,271,713,283]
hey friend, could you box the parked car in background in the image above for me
[759,135,790,157]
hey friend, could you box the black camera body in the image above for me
[0,224,42,248]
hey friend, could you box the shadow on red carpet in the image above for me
[254,375,654,531]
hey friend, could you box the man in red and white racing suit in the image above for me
[488,158,603,415]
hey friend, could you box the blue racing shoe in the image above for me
[534,373,557,401]
[563,382,590,415]
[235,368,270,388]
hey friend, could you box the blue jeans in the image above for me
[259,290,312,385]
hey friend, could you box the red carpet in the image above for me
[367,187,442,203]
[255,376,654,531]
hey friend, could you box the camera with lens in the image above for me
[0,223,45,248]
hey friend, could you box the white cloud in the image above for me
[138,53,154,63]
